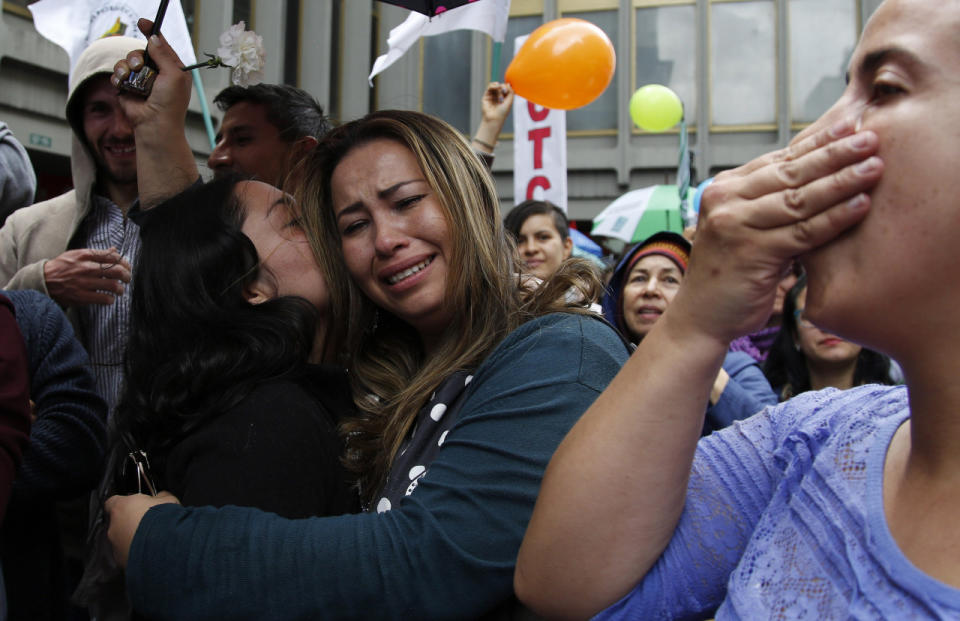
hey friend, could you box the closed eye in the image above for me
[396,195,425,209]
[341,219,368,236]
[870,77,906,101]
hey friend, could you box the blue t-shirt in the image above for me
[597,384,960,620]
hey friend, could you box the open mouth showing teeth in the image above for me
[387,257,434,285]
[107,145,136,154]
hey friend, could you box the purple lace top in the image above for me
[596,384,960,620]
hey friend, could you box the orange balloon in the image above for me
[505,18,616,110]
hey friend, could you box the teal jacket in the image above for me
[125,313,629,620]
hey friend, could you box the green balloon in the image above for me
[630,85,683,132]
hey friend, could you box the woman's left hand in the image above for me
[106,491,181,568]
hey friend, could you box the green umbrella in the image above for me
[591,184,693,243]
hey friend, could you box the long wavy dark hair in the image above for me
[763,274,895,401]
[109,175,319,488]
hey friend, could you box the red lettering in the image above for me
[528,127,552,169]
[526,176,551,199]
[527,101,549,122]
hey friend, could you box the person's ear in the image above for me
[291,135,319,161]
[562,235,574,259]
[243,279,272,305]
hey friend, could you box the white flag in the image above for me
[369,0,511,85]
[30,0,197,75]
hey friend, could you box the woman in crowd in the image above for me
[515,0,960,617]
[106,37,629,618]
[77,176,358,619]
[100,176,357,516]
[764,274,894,400]
[603,231,775,434]
[503,200,573,281]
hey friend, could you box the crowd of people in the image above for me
[0,0,954,618]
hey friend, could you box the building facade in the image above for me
[1,0,882,220]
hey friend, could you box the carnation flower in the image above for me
[181,21,266,87]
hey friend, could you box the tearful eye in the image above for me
[870,81,905,100]
[397,195,424,209]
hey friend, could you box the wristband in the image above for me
[472,137,496,151]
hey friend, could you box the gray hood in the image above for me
[64,35,144,215]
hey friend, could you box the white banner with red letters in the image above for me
[511,35,567,211]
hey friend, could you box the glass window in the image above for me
[710,0,776,126]
[789,0,855,122]
[563,10,618,131]
[635,4,697,126]
[500,13,543,136]
[283,0,300,86]
[329,1,342,121]
[233,0,252,28]
[422,30,472,134]
[180,0,195,34]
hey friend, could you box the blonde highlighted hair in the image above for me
[297,110,601,503]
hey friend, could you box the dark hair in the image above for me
[111,175,319,487]
[214,83,331,141]
[763,274,895,400]
[503,200,570,241]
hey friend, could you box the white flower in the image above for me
[182,21,266,87]
[216,21,265,87]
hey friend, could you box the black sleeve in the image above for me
[164,380,358,518]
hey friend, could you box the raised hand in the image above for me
[674,116,882,346]
[111,18,199,209]
[472,82,514,154]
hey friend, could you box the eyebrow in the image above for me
[266,195,295,218]
[215,124,256,142]
[335,179,426,221]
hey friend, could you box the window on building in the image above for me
[561,8,618,132]
[283,0,300,86]
[180,0,195,36]
[710,0,776,126]
[233,0,252,29]
[789,0,856,123]
[329,0,342,121]
[635,2,697,127]
[422,30,472,134]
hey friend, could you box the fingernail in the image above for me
[856,157,880,174]
[150,35,161,46]
[848,193,868,209]
[111,75,120,88]
[851,133,870,150]
[829,118,853,138]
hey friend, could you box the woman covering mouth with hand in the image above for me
[602,231,776,435]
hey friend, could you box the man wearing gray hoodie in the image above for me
[0,36,143,416]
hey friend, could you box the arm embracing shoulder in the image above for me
[125,315,627,620]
